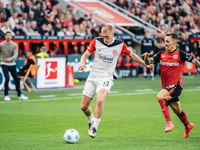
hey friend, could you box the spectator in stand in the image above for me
[1,22,15,35]
[0,23,5,36]
[22,21,35,36]
[39,23,48,35]
[13,21,26,36]
[179,32,193,54]
[33,1,42,26]
[148,15,157,27]
[5,4,11,20]
[73,23,81,36]
[165,16,174,31]
[64,14,73,28]
[66,25,75,36]
[58,13,66,28]
[31,21,40,35]
[0,11,6,23]
[28,11,36,22]
[88,13,97,28]
[65,5,76,15]
[54,1,62,16]
[23,0,33,14]
[8,11,19,30]
[43,12,55,25]
[54,20,66,36]
[40,2,50,19]
[36,46,49,58]
[85,21,92,36]
[71,13,78,25]
[46,23,55,36]
[22,12,28,26]
[0,2,6,19]
[11,0,22,14]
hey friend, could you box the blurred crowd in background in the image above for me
[0,0,199,61]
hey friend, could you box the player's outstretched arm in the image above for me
[141,52,155,65]
[192,58,200,68]
[78,51,91,70]
[128,52,154,72]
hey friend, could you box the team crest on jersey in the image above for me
[112,50,118,55]
[173,55,178,59]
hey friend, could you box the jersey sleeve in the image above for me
[87,38,96,53]
[121,42,131,55]
[152,50,163,64]
[179,50,194,62]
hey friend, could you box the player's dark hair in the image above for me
[5,31,12,35]
[165,31,178,41]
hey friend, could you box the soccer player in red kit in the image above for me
[142,31,200,138]
[79,25,154,138]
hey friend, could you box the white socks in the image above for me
[93,117,101,130]
[150,72,154,77]
[87,114,94,124]
[143,72,147,77]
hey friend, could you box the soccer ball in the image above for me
[63,129,79,144]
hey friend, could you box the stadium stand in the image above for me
[0,0,199,70]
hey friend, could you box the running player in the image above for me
[79,25,154,138]
[142,31,200,138]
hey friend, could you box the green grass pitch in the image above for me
[0,75,200,150]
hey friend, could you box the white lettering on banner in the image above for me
[160,60,179,66]
[67,59,93,73]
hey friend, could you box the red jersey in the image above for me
[153,49,194,89]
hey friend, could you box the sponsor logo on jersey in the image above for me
[162,55,165,58]
[112,50,118,55]
[99,54,114,63]
[173,55,178,59]
[160,60,179,66]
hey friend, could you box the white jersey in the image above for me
[87,37,131,80]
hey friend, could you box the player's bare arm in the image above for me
[128,52,154,72]
[78,51,91,70]
[192,58,200,68]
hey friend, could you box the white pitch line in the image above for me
[135,89,153,92]
[40,95,56,98]
[0,88,200,104]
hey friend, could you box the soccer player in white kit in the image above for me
[79,25,154,138]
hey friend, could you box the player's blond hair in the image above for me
[101,25,114,33]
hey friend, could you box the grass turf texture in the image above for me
[0,75,200,150]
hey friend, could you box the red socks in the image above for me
[177,109,190,128]
[158,98,171,122]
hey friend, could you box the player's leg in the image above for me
[169,101,194,138]
[89,88,108,138]
[9,65,21,97]
[81,80,96,135]
[2,65,10,100]
[143,66,147,78]
[80,95,93,123]
[157,89,174,132]
[89,80,113,138]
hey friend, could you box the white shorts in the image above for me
[83,78,114,99]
